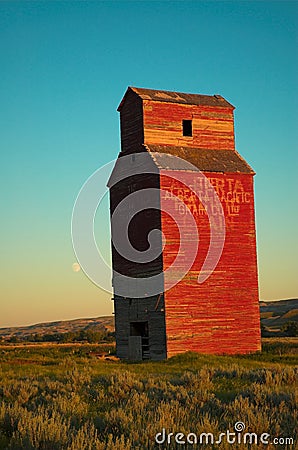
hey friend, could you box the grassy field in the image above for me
[0,339,297,449]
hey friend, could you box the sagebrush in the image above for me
[0,341,297,449]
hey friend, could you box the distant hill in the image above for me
[260,298,298,332]
[0,316,114,341]
[0,299,297,342]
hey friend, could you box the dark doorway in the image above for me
[130,321,148,337]
[130,321,149,360]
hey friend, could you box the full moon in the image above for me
[72,262,81,272]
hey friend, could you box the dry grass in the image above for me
[0,340,297,449]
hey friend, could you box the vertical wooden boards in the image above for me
[114,296,167,361]
[160,171,261,355]
[119,90,144,153]
[109,170,163,280]
[112,87,261,359]
[128,336,142,361]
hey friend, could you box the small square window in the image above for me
[182,120,192,137]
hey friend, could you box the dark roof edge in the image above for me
[144,144,255,175]
[234,149,255,175]
[117,87,138,111]
[118,86,235,110]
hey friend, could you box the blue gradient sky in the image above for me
[1,1,297,327]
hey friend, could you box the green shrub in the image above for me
[281,322,298,337]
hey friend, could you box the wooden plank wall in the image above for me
[128,336,142,360]
[143,100,235,150]
[160,171,261,355]
[110,164,167,361]
[114,296,167,360]
[113,89,260,358]
[109,172,163,279]
[119,91,144,153]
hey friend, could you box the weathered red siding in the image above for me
[143,101,235,150]
[160,171,260,355]
[111,87,261,360]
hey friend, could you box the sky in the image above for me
[1,1,297,328]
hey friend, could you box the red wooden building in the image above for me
[108,87,261,360]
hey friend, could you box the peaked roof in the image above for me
[145,145,254,174]
[118,86,235,111]
[107,146,254,189]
